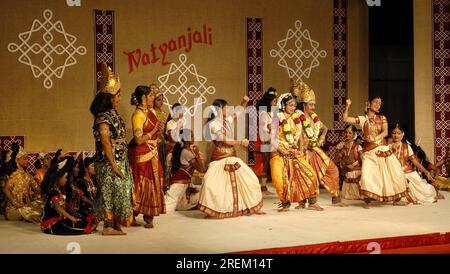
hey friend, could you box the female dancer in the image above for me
[90,63,134,235]
[343,97,410,208]
[269,93,319,211]
[253,87,277,195]
[390,124,438,204]
[334,125,363,200]
[129,85,165,228]
[199,97,265,218]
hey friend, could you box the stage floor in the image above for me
[1,186,450,254]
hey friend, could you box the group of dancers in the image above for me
[1,63,450,236]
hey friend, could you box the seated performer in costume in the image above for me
[40,149,63,199]
[270,93,319,212]
[334,125,363,200]
[40,159,97,235]
[291,80,347,208]
[129,85,166,228]
[390,124,440,204]
[73,157,99,221]
[3,144,42,223]
[253,87,277,196]
[166,128,206,212]
[432,144,450,191]
[343,97,410,209]
[199,97,265,218]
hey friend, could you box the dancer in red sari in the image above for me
[129,86,166,229]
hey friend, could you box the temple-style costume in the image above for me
[41,188,95,235]
[354,115,409,201]
[92,64,134,227]
[269,104,318,208]
[199,116,263,218]
[295,82,341,203]
[334,140,363,200]
[165,148,201,212]
[129,106,166,221]
[4,165,42,223]
[390,142,437,204]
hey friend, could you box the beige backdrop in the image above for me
[0,0,368,159]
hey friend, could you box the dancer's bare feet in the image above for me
[255,210,266,215]
[131,220,142,227]
[363,203,372,209]
[437,192,445,200]
[263,190,275,196]
[277,208,289,212]
[393,200,409,206]
[102,227,126,236]
[332,201,348,207]
[115,226,127,235]
[307,204,324,211]
[295,203,305,210]
[144,222,154,229]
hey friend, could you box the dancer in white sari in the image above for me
[199,97,265,219]
[343,97,410,209]
[390,125,438,205]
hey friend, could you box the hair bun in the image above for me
[130,93,138,106]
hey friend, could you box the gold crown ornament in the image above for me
[98,63,121,95]
[290,79,301,98]
[149,83,162,97]
[298,82,316,103]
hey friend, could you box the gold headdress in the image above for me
[298,82,316,103]
[98,63,121,95]
[149,83,162,97]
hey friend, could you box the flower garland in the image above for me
[278,111,303,147]
[300,112,321,146]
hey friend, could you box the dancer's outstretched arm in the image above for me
[342,99,358,125]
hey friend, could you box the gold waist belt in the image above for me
[215,146,235,154]
[134,149,158,163]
